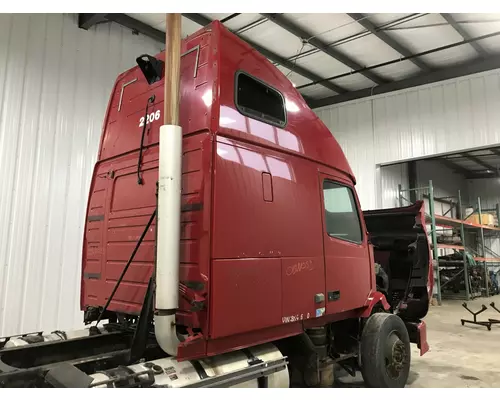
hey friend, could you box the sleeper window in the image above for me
[235,72,286,127]
[323,181,362,243]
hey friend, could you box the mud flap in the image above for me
[404,320,429,356]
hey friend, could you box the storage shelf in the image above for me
[474,257,500,263]
[426,214,500,232]
[436,243,465,250]
[401,180,500,303]
[462,221,500,231]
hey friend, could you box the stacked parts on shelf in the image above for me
[465,208,498,227]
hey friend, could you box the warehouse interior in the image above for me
[1,12,500,388]
[380,147,500,302]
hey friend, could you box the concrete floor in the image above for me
[336,294,500,388]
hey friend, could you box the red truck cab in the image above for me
[80,20,432,387]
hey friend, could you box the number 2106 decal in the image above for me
[139,110,161,127]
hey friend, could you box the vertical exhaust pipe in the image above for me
[154,13,182,356]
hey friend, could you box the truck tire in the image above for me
[360,313,411,388]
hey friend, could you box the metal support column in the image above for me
[478,197,489,297]
[428,180,441,304]
[458,190,470,300]
[408,161,417,203]
[398,184,403,207]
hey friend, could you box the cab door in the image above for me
[319,171,372,315]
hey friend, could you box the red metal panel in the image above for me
[81,25,215,322]
[281,257,325,323]
[82,279,102,306]
[212,137,324,260]
[111,169,158,212]
[106,261,153,284]
[204,321,303,358]
[210,258,282,339]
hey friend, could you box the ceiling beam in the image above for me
[246,41,347,94]
[463,173,498,180]
[440,13,488,57]
[260,13,388,85]
[181,13,347,95]
[78,14,166,43]
[81,13,347,99]
[439,158,471,176]
[439,157,497,179]
[461,152,497,172]
[181,13,211,26]
[78,14,108,30]
[347,13,431,72]
[220,13,241,24]
[297,29,500,92]
[309,54,500,108]
[105,14,165,43]
[300,94,315,103]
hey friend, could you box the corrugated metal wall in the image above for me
[416,159,469,216]
[467,179,500,213]
[379,163,409,209]
[0,13,162,336]
[317,100,377,210]
[315,68,500,210]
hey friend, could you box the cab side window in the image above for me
[235,71,286,127]
[323,180,363,243]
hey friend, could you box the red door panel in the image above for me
[319,172,372,315]
[281,256,325,323]
[210,258,282,339]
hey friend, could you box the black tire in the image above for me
[360,313,411,388]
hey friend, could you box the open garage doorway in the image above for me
[378,146,500,303]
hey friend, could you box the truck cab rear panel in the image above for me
[81,21,430,361]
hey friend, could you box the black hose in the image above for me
[137,95,155,185]
[95,208,157,327]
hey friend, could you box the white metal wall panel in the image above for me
[416,160,468,216]
[0,13,162,336]
[467,180,500,211]
[379,163,409,209]
[316,100,377,210]
[417,160,468,200]
[316,68,500,213]
[372,71,500,164]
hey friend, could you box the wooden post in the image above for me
[164,14,182,126]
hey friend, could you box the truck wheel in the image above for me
[360,313,411,388]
